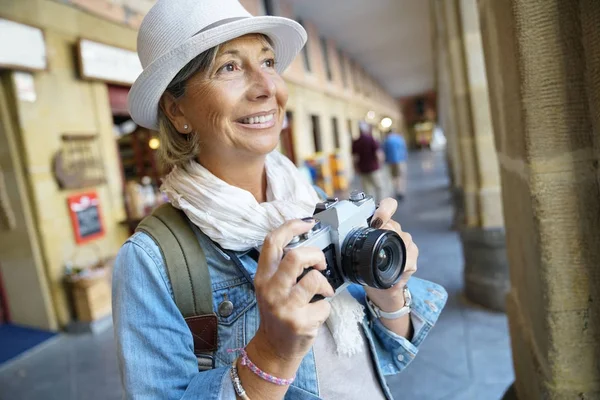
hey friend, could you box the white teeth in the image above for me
[241,113,275,125]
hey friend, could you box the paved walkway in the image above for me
[381,150,514,400]
[0,150,514,400]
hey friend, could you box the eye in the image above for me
[263,58,276,68]
[218,62,238,74]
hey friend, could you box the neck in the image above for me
[199,153,268,203]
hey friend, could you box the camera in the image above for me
[287,191,406,299]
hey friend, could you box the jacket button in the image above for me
[397,354,404,362]
[218,296,234,318]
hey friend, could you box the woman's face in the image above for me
[168,34,288,161]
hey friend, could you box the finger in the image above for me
[303,300,332,329]
[382,220,402,234]
[273,247,327,289]
[291,269,335,305]
[370,198,398,229]
[383,223,413,250]
[259,219,316,279]
[405,242,419,271]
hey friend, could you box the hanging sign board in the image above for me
[0,18,47,71]
[67,191,105,244]
[77,39,142,86]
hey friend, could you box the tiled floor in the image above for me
[0,149,514,400]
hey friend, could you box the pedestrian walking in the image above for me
[352,121,385,202]
[383,130,408,200]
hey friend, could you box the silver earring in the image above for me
[183,124,189,131]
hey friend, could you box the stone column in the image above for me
[435,0,509,311]
[478,0,600,398]
[431,0,463,228]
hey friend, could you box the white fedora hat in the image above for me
[128,0,307,130]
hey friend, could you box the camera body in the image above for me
[286,191,406,298]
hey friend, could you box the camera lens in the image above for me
[376,248,391,272]
[342,228,406,289]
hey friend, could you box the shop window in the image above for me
[338,49,348,87]
[332,117,340,149]
[116,125,161,185]
[262,0,274,15]
[298,19,312,72]
[320,37,332,81]
[311,115,322,153]
[353,62,362,93]
[347,118,353,140]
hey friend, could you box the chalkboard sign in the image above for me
[67,192,105,244]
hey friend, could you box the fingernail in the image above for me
[371,218,383,229]
[301,217,315,223]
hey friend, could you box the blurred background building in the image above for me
[0,0,436,334]
[0,0,599,399]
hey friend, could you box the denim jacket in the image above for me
[112,229,447,399]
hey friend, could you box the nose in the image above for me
[246,68,276,101]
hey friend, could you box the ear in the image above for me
[160,92,192,134]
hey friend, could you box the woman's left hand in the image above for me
[364,197,418,312]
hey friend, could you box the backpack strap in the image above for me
[136,204,218,360]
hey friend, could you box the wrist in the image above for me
[365,284,407,311]
[367,286,412,320]
[245,334,302,379]
[372,293,406,312]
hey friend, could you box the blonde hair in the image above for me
[156,45,219,168]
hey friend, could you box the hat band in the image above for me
[196,16,250,36]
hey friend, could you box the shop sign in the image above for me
[0,18,47,71]
[53,134,107,190]
[67,191,105,244]
[77,39,142,86]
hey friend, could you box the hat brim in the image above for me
[128,17,307,130]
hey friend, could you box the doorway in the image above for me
[332,117,340,150]
[311,114,322,153]
[280,111,297,164]
[109,84,164,234]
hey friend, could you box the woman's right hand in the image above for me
[243,219,334,387]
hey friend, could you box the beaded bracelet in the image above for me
[230,357,251,400]
[228,348,296,386]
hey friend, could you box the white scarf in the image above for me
[161,150,365,356]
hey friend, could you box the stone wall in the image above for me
[478,0,600,397]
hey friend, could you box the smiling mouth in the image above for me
[237,112,276,125]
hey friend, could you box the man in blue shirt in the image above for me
[383,130,408,200]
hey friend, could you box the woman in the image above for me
[114,0,447,399]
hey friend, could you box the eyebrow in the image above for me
[219,47,274,57]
